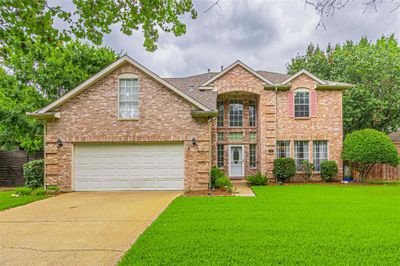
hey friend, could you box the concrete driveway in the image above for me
[0,191,181,266]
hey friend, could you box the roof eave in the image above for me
[264,84,291,91]
[26,112,60,120]
[316,84,353,90]
[191,110,218,117]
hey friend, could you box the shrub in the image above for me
[246,171,268,186]
[301,160,313,182]
[24,159,44,189]
[210,166,225,188]
[14,187,32,196]
[32,187,47,196]
[273,158,296,183]
[342,129,399,182]
[320,160,338,181]
[215,176,232,191]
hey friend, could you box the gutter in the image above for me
[264,84,291,91]
[191,110,218,117]
[315,84,353,90]
[26,112,60,119]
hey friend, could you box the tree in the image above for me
[0,42,118,152]
[305,0,400,27]
[342,129,399,182]
[0,0,196,58]
[287,35,400,135]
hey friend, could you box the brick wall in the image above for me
[45,62,210,191]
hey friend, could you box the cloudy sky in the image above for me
[100,0,400,77]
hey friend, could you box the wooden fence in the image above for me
[0,150,43,186]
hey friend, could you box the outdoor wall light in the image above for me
[192,137,197,145]
[56,137,63,147]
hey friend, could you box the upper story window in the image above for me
[217,101,224,127]
[249,100,256,126]
[229,99,243,127]
[118,74,139,119]
[294,89,310,118]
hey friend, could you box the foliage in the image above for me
[342,129,399,182]
[0,42,118,152]
[214,176,232,191]
[287,35,400,135]
[320,160,338,181]
[46,185,60,193]
[0,0,196,55]
[301,161,313,182]
[273,158,296,183]
[23,159,44,189]
[246,171,268,186]
[119,185,400,265]
[210,166,225,188]
[32,187,47,196]
[0,189,48,211]
[14,187,33,196]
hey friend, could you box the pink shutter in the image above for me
[288,92,294,117]
[310,91,317,117]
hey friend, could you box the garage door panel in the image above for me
[74,144,184,191]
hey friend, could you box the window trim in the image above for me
[294,140,310,172]
[229,99,244,127]
[313,140,329,172]
[294,88,310,118]
[249,144,257,169]
[118,73,139,120]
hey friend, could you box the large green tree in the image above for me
[0,0,196,57]
[0,42,118,152]
[288,35,400,135]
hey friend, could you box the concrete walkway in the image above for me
[0,191,181,266]
[232,180,256,196]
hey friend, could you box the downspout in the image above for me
[275,87,278,182]
[208,116,214,188]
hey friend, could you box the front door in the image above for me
[229,146,244,177]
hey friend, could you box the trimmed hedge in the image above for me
[320,160,338,181]
[23,159,44,189]
[273,158,296,183]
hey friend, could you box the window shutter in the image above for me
[310,91,317,117]
[288,92,294,117]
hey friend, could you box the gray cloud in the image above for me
[101,0,400,77]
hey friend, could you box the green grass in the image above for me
[0,189,49,211]
[120,185,400,265]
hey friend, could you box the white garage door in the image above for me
[74,143,184,191]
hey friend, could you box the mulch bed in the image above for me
[184,188,234,196]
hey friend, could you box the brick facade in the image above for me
[211,66,343,181]
[44,62,211,191]
[42,60,344,191]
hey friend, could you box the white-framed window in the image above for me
[249,144,257,168]
[217,101,224,127]
[217,132,224,141]
[294,141,309,171]
[276,141,290,158]
[249,100,256,127]
[217,144,224,168]
[294,89,310,118]
[118,74,139,118]
[229,99,243,127]
[313,141,328,171]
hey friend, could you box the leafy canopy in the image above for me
[0,0,196,57]
[342,129,399,181]
[287,35,400,135]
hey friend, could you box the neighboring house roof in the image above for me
[28,57,352,117]
[389,130,400,142]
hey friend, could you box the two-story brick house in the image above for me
[29,56,351,191]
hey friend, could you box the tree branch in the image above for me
[203,0,222,13]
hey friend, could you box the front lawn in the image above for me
[120,185,400,265]
[0,189,49,211]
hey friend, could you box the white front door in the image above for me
[229,146,244,177]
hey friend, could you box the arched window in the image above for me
[294,88,310,118]
[118,73,139,119]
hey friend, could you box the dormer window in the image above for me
[118,74,139,119]
[294,89,310,118]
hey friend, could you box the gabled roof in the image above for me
[200,60,275,86]
[34,56,211,114]
[280,69,327,85]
